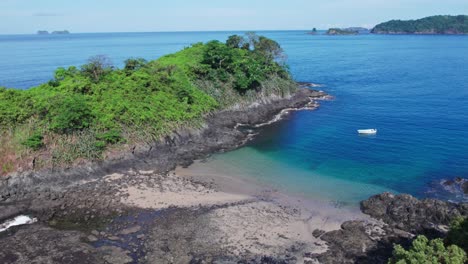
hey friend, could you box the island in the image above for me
[51,30,70,34]
[37,30,49,35]
[343,27,370,34]
[372,15,468,34]
[0,33,306,174]
[326,28,359,35]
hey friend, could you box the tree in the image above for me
[226,35,245,49]
[124,58,147,72]
[446,217,468,252]
[202,41,233,69]
[388,235,467,264]
[245,32,259,49]
[81,55,113,82]
[254,36,285,62]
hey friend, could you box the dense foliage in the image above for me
[372,15,468,34]
[388,235,467,264]
[446,217,468,253]
[388,218,468,264]
[0,34,296,171]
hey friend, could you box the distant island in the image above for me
[52,30,70,35]
[36,30,70,35]
[372,15,468,34]
[343,27,370,34]
[326,28,359,35]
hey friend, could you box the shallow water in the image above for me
[1,31,467,205]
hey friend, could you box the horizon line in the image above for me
[0,28,349,36]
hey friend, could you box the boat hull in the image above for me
[358,129,377,134]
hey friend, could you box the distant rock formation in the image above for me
[37,30,49,35]
[307,28,318,35]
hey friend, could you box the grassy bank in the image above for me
[0,33,298,174]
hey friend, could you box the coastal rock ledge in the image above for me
[313,193,468,264]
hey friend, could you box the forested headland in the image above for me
[0,33,298,174]
[372,15,468,34]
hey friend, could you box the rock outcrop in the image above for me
[361,192,468,235]
[312,193,468,264]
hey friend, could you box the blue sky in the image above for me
[1,0,467,34]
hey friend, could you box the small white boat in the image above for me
[358,129,377,134]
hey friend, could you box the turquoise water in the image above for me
[1,31,468,204]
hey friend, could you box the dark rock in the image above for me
[462,181,468,195]
[0,201,30,222]
[360,192,468,235]
[312,229,325,238]
[0,225,107,264]
[313,193,468,263]
[313,221,410,264]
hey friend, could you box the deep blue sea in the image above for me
[1,31,467,205]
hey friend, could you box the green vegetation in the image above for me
[21,133,44,151]
[372,15,468,34]
[388,236,466,264]
[0,33,297,173]
[326,28,358,35]
[446,217,468,253]
[389,218,468,264]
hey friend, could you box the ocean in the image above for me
[1,31,467,205]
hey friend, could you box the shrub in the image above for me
[446,217,468,252]
[47,95,93,134]
[81,55,113,82]
[22,133,44,150]
[0,87,34,127]
[95,129,124,144]
[388,235,467,264]
[93,140,107,151]
[124,58,147,72]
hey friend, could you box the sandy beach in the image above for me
[110,159,373,263]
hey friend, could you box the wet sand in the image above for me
[114,160,374,262]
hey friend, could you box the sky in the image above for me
[1,0,468,34]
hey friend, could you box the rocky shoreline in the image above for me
[0,87,331,263]
[1,86,467,264]
[313,193,468,263]
[0,87,325,204]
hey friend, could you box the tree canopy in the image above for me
[388,236,466,264]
